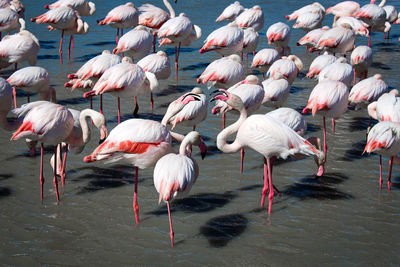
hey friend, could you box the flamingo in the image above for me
[350,45,372,82]
[31,5,85,63]
[306,52,337,79]
[318,57,354,88]
[83,57,158,123]
[216,1,244,22]
[199,22,244,56]
[0,29,40,70]
[211,89,325,214]
[348,74,388,109]
[251,48,280,78]
[137,51,171,80]
[266,22,291,56]
[235,5,264,31]
[7,66,56,108]
[153,131,207,246]
[326,1,360,22]
[0,77,23,131]
[368,90,400,123]
[383,5,397,38]
[242,27,259,60]
[334,16,369,37]
[262,75,291,108]
[162,87,208,131]
[314,24,355,55]
[44,0,95,16]
[2,0,24,19]
[297,26,330,51]
[112,25,153,62]
[267,107,307,136]
[97,2,138,44]
[302,80,349,163]
[285,2,325,21]
[293,9,324,32]
[50,108,108,186]
[267,55,303,85]
[364,121,400,190]
[0,6,23,38]
[10,101,74,202]
[197,54,245,89]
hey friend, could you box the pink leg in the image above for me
[117,97,121,124]
[323,116,327,162]
[246,52,248,62]
[368,35,371,47]
[59,30,64,64]
[100,95,103,115]
[40,143,44,201]
[68,35,72,60]
[263,73,265,80]
[61,144,68,187]
[27,92,30,103]
[150,92,154,113]
[175,47,178,81]
[267,157,274,214]
[153,32,157,53]
[261,157,269,208]
[121,28,124,36]
[167,200,174,247]
[134,96,139,116]
[241,52,243,61]
[253,50,255,58]
[222,113,226,129]
[116,28,119,44]
[388,156,393,190]
[379,155,383,189]
[240,148,245,174]
[53,145,60,203]
[12,87,17,108]
[193,125,196,131]
[71,34,74,49]
[332,118,335,135]
[133,167,140,224]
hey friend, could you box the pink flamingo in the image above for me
[44,0,95,16]
[137,51,171,81]
[383,5,397,38]
[235,5,264,31]
[251,48,280,78]
[349,74,388,109]
[267,107,307,137]
[97,2,138,44]
[262,75,291,108]
[318,57,354,87]
[7,66,56,108]
[368,90,400,123]
[216,1,244,22]
[267,55,303,85]
[83,57,158,123]
[302,80,349,163]
[162,87,208,131]
[297,26,330,51]
[285,2,325,21]
[266,22,291,56]
[0,77,23,131]
[199,22,244,56]
[31,5,85,63]
[212,89,325,214]
[293,9,325,32]
[364,121,400,190]
[10,101,74,202]
[197,54,245,89]
[0,6,24,38]
[326,1,360,22]
[242,27,259,60]
[153,131,207,246]
[306,52,337,79]
[314,24,355,55]
[350,45,372,83]
[334,16,369,36]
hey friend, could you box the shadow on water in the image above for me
[200,214,248,248]
[391,176,400,190]
[0,174,13,181]
[290,86,308,94]
[306,122,320,133]
[74,53,101,63]
[5,145,56,160]
[85,41,115,47]
[371,62,391,70]
[338,140,370,162]
[283,172,353,200]
[147,191,237,215]
[181,62,209,71]
[164,47,199,57]
[0,187,11,199]
[156,85,196,97]
[38,55,59,60]
[15,90,37,98]
[57,97,90,106]
[348,116,377,132]
[39,40,56,49]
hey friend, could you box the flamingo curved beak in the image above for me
[99,125,108,144]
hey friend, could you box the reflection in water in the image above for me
[200,214,248,248]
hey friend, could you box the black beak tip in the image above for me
[99,138,106,144]
[201,151,207,160]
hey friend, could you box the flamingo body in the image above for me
[137,51,171,80]
[318,58,353,88]
[235,5,264,31]
[98,2,138,29]
[262,77,290,108]
[216,1,244,22]
[306,53,337,79]
[113,26,153,60]
[349,74,388,107]
[251,48,280,73]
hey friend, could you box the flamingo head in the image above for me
[211,89,244,112]
[162,92,202,127]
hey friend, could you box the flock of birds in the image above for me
[1,0,400,246]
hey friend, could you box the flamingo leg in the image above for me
[222,113,226,129]
[27,92,30,103]
[323,116,327,162]
[12,87,17,108]
[40,143,44,201]
[14,63,17,71]
[53,145,60,203]
[332,118,335,135]
[71,34,74,49]
[368,34,371,47]
[61,144,68,187]
[267,157,274,214]
[175,47,178,81]
[379,155,383,189]
[246,52,248,63]
[100,95,103,115]
[116,28,119,44]
[388,156,393,190]
[353,69,356,86]
[90,96,93,109]
[261,157,269,208]
[133,96,139,117]
[167,200,174,247]
[133,166,140,224]
[240,148,245,174]
[59,30,64,64]
[263,73,265,80]
[193,125,196,131]
[253,50,255,57]
[121,28,124,36]
[68,35,72,60]
[150,92,154,113]
[118,97,121,124]
[241,52,243,61]
[152,32,157,53]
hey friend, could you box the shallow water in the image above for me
[1,0,400,265]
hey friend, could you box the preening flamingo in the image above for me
[334,16,369,37]
[293,9,324,32]
[97,2,138,44]
[306,52,337,79]
[350,45,372,82]
[7,66,56,107]
[349,74,388,109]
[303,80,349,164]
[267,55,303,85]
[235,5,264,31]
[266,22,291,56]
[262,76,291,108]
[318,57,353,88]
[216,1,244,22]
[199,22,244,56]
[10,101,74,202]
[197,54,245,89]
[83,57,158,123]
[44,0,95,17]
[162,87,208,131]
[364,121,400,190]
[211,89,325,214]
[251,48,280,78]
[285,2,325,21]
[314,24,355,55]
[153,131,207,246]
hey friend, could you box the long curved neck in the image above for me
[179,135,192,155]
[378,0,386,7]
[0,112,23,131]
[216,105,247,154]
[163,0,175,18]
[79,109,94,144]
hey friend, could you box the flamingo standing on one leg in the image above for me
[318,57,354,88]
[314,23,355,55]
[10,101,74,202]
[251,48,280,79]
[153,131,207,246]
[262,75,291,108]
[266,22,291,56]
[350,45,372,83]
[211,89,325,214]
[242,27,259,61]
[97,2,138,44]
[348,74,388,109]
[267,55,303,85]
[44,0,96,17]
